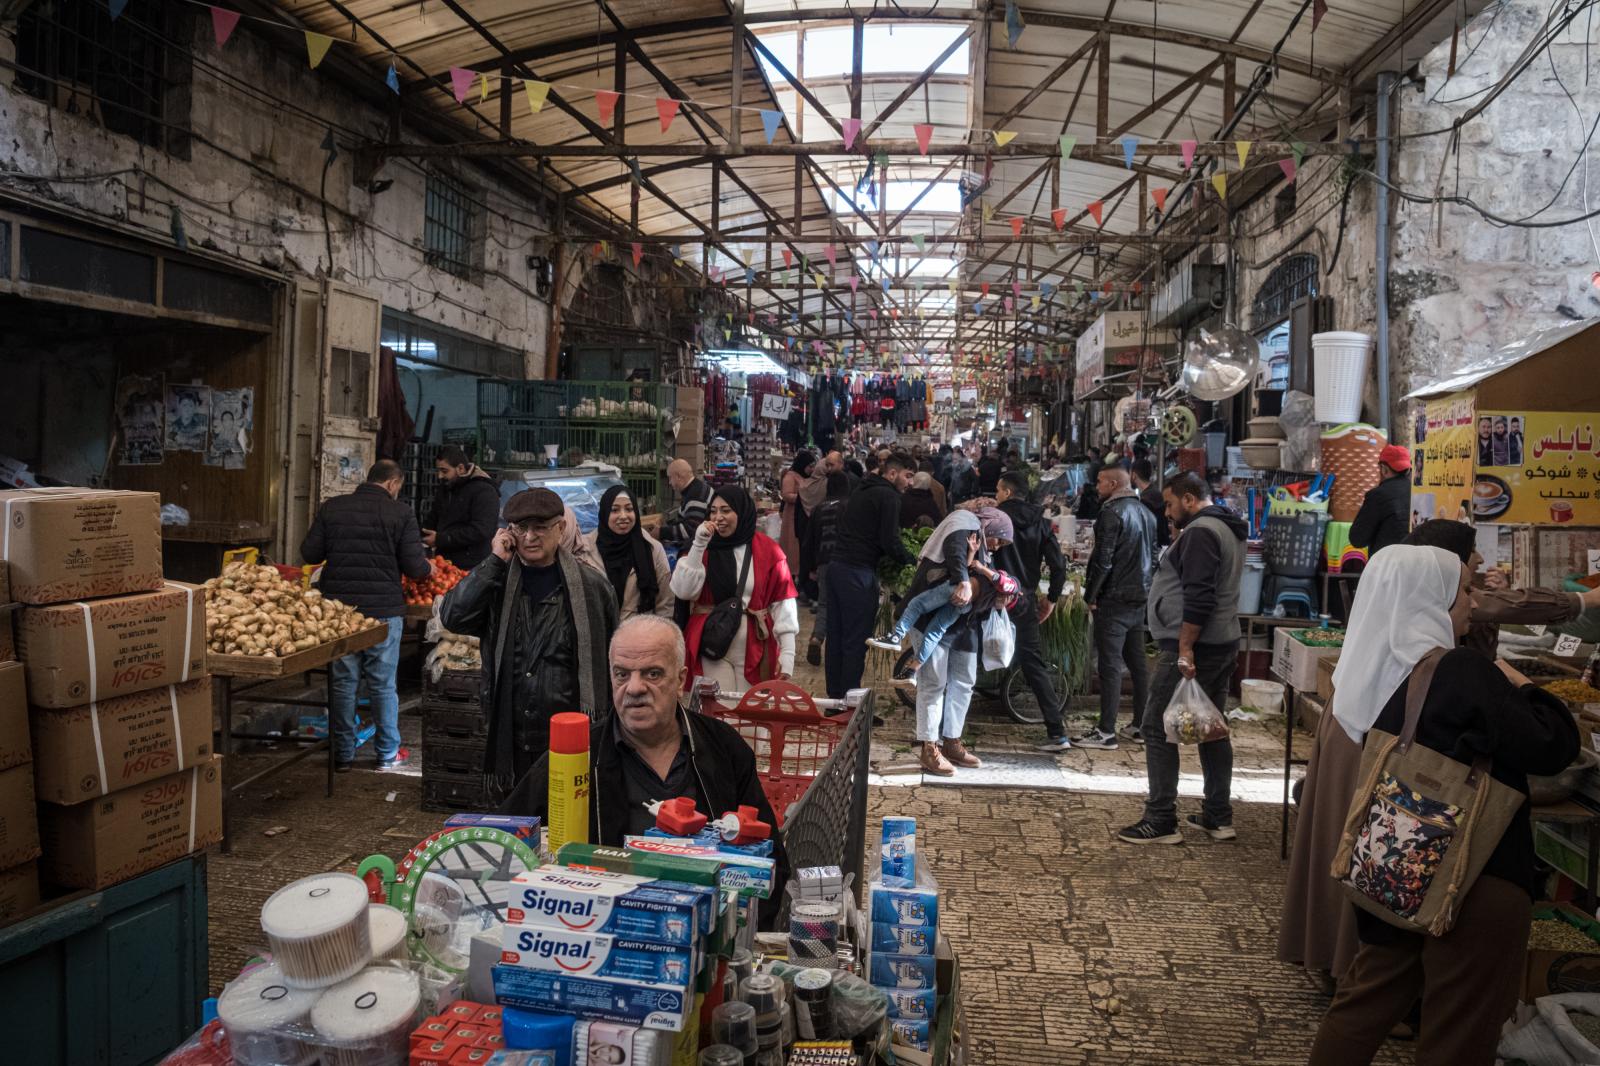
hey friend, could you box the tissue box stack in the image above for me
[866,818,939,1053]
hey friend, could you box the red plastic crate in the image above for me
[700,680,851,827]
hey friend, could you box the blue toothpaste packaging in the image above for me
[883,987,937,1020]
[871,923,937,956]
[869,951,936,990]
[500,924,694,987]
[492,964,691,1031]
[881,817,916,885]
[641,826,775,859]
[869,878,939,928]
[507,868,699,946]
[622,835,776,899]
[890,1018,932,1051]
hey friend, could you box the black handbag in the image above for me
[699,544,753,661]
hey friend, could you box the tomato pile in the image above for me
[404,558,467,605]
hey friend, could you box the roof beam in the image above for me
[989,33,1100,129]
[596,0,730,143]
[1109,57,1224,138]
[745,30,844,138]
[364,138,1317,162]
[860,23,976,142]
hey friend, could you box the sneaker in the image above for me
[1186,814,1237,841]
[1117,724,1145,744]
[892,675,918,692]
[1117,820,1183,845]
[377,748,412,772]
[1036,735,1073,753]
[806,637,822,667]
[865,633,903,652]
[334,760,354,774]
[1072,730,1119,750]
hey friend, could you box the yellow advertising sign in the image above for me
[1474,410,1600,525]
[1412,392,1475,525]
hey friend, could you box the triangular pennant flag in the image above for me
[1236,140,1252,168]
[842,118,861,149]
[656,97,680,133]
[849,276,860,293]
[912,234,927,254]
[874,149,889,169]
[760,109,783,144]
[1005,298,1014,313]
[631,242,643,267]
[814,273,826,290]
[1059,134,1077,161]
[1152,187,1169,212]
[825,244,837,268]
[981,282,990,298]
[782,248,793,268]
[947,281,958,295]
[993,130,1017,148]
[479,72,489,104]
[1042,282,1056,298]
[210,7,241,48]
[305,31,333,70]
[1087,200,1104,227]
[740,248,753,267]
[1052,207,1066,230]
[1120,135,1139,169]
[1006,0,1026,48]
[449,67,475,104]
[866,240,879,260]
[1313,0,1329,30]
[1292,141,1308,169]
[1176,140,1196,171]
[1278,158,1297,182]
[525,81,550,114]
[982,203,993,223]
[974,301,985,316]
[1008,216,1023,238]
[881,276,891,293]
[595,89,620,124]
[914,123,935,155]
[870,309,878,321]
[745,267,755,285]
[385,64,400,94]
[1211,172,1228,200]
[1032,294,1041,310]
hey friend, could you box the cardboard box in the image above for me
[16,582,206,708]
[38,757,221,890]
[0,661,26,771]
[32,678,212,803]
[1271,627,1342,691]
[0,488,163,605]
[0,860,39,921]
[0,560,13,662]
[1524,901,1600,1001]
[1315,653,1339,703]
[0,763,41,869]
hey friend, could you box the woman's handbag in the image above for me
[699,546,753,661]
[980,607,1016,671]
[1330,648,1525,936]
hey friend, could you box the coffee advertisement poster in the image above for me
[1475,410,1600,525]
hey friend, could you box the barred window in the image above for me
[424,171,478,278]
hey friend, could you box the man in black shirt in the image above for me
[976,444,1004,496]
[994,473,1072,750]
[1132,459,1170,548]
[425,445,501,569]
[824,451,916,697]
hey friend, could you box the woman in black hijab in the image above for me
[781,451,817,601]
[586,485,671,620]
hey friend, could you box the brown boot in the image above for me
[920,741,955,776]
[941,737,982,768]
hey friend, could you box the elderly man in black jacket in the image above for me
[301,459,433,771]
[994,473,1074,751]
[424,445,500,570]
[824,451,916,698]
[441,487,619,798]
[1077,464,1157,750]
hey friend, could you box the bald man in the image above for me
[823,450,858,493]
[664,459,714,552]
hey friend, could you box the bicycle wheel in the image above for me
[1003,664,1067,725]
[892,647,919,708]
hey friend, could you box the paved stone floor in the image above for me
[209,610,1411,1065]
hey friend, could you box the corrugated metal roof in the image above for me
[1403,319,1600,399]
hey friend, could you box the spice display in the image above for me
[1294,629,1347,648]
[203,563,378,657]
[1544,679,1600,705]
[1527,916,1600,953]
[1573,1012,1600,1046]
[403,558,467,605]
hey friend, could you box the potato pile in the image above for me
[204,562,379,657]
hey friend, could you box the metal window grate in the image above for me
[1251,253,1319,328]
[424,172,476,278]
[14,0,190,154]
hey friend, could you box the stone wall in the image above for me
[0,14,551,368]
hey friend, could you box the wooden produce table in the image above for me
[210,624,388,850]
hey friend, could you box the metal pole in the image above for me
[1374,71,1395,437]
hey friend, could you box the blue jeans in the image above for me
[329,616,403,763]
[891,583,970,663]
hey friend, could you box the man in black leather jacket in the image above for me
[994,473,1073,751]
[1078,464,1157,749]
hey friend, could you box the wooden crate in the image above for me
[206,623,389,678]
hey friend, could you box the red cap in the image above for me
[1378,444,1411,473]
[549,712,591,755]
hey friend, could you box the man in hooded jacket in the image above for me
[994,473,1072,750]
[425,445,501,570]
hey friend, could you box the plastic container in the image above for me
[367,904,408,962]
[1239,561,1266,616]
[216,963,320,1066]
[1311,331,1373,424]
[1239,679,1286,718]
[309,966,421,1066]
[547,712,591,854]
[259,873,372,989]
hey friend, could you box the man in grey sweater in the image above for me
[1119,472,1247,846]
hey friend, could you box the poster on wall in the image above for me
[164,384,211,452]
[204,388,253,470]
[758,394,792,420]
[1411,391,1475,526]
[114,374,166,466]
[1476,410,1600,525]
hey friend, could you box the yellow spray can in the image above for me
[547,712,591,853]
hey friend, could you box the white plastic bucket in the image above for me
[1240,678,1286,718]
[1312,331,1373,424]
[1239,560,1266,616]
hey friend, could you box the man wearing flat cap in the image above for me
[441,487,619,796]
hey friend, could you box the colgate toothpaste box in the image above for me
[491,965,690,1032]
[506,868,699,946]
[500,924,694,987]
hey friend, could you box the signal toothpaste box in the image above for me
[491,964,690,1032]
[621,835,775,899]
[506,867,699,947]
[500,924,694,987]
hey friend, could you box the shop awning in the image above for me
[1403,318,1600,400]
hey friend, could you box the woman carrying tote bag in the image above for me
[1307,545,1578,1066]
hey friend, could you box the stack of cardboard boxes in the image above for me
[0,561,39,919]
[0,488,222,916]
[674,386,707,477]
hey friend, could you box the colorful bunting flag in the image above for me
[656,98,680,133]
[761,109,783,144]
[1293,141,1308,169]
[631,242,643,267]
[210,6,241,48]
[782,248,793,268]
[1059,134,1078,161]
[478,72,489,104]
[449,67,475,104]
[947,281,958,295]
[825,244,837,268]
[912,234,927,254]
[305,32,333,70]
[595,89,620,124]
[1313,0,1329,30]
[1236,141,1251,168]
[842,118,861,149]
[1005,297,1015,313]
[1120,135,1139,169]
[1212,172,1228,200]
[1005,0,1026,48]
[1031,294,1041,310]
[993,130,1018,148]
[974,301,985,316]
[814,272,826,290]
[1051,207,1066,231]
[981,282,990,298]
[109,0,129,18]
[1012,282,1022,299]
[1087,200,1104,227]
[914,124,935,155]
[525,80,550,114]
[1279,158,1297,182]
[866,240,880,259]
[881,276,891,293]
[849,276,860,293]
[1152,187,1169,212]
[982,203,994,223]
[385,64,400,94]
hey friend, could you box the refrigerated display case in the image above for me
[488,465,624,534]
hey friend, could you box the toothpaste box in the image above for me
[492,964,690,1032]
[547,849,719,937]
[500,924,695,987]
[868,879,939,928]
[507,868,699,947]
[871,923,937,957]
[883,987,937,1020]
[890,1018,931,1051]
[869,951,937,990]
[621,835,776,899]
[640,826,776,858]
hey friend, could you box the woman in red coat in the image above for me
[670,486,799,692]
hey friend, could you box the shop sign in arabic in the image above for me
[1477,410,1600,525]
[1411,392,1475,525]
